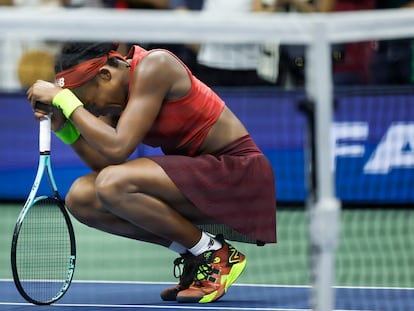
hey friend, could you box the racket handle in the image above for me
[39,116,51,153]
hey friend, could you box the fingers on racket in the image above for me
[34,101,53,114]
[11,196,76,305]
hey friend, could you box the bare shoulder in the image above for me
[133,49,191,100]
[137,49,185,77]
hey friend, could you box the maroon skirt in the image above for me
[148,135,277,243]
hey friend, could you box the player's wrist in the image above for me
[54,120,80,145]
[53,120,67,132]
[52,89,83,119]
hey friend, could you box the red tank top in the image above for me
[126,45,225,156]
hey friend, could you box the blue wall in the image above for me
[1,87,414,203]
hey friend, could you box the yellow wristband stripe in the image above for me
[52,89,83,119]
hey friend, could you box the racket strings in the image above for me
[15,198,72,302]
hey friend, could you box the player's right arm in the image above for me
[69,114,121,171]
[29,82,122,171]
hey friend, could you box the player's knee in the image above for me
[66,176,97,222]
[95,165,124,205]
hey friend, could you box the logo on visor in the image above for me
[56,77,65,87]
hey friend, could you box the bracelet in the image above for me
[54,120,80,145]
[52,89,83,119]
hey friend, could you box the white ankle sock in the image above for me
[168,241,187,255]
[188,232,222,256]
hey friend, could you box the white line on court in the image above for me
[0,280,401,311]
[1,279,413,291]
[0,302,374,311]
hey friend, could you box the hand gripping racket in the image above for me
[11,116,76,305]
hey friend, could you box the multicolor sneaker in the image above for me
[160,253,198,301]
[176,235,247,303]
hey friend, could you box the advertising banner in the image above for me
[1,87,413,203]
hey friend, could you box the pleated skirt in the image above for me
[149,135,277,243]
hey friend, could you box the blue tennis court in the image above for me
[1,280,413,311]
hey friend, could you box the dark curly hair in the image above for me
[54,42,119,74]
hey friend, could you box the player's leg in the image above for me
[65,170,199,299]
[65,171,171,247]
[93,157,246,303]
[93,157,205,248]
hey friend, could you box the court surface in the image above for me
[2,204,413,311]
[1,279,413,311]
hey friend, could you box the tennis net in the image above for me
[0,6,414,311]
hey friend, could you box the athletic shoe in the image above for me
[176,234,247,303]
[160,253,198,301]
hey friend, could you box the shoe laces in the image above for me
[173,255,199,288]
[173,235,226,287]
[173,252,220,287]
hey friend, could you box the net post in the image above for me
[0,34,21,91]
[304,20,341,311]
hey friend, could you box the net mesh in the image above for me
[0,5,414,310]
[336,208,414,310]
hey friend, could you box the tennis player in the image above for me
[27,42,276,303]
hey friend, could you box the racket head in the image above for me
[11,196,76,305]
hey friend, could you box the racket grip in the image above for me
[39,116,51,153]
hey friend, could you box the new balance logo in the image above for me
[207,238,215,249]
[228,246,240,264]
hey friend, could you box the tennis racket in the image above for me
[11,115,76,305]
